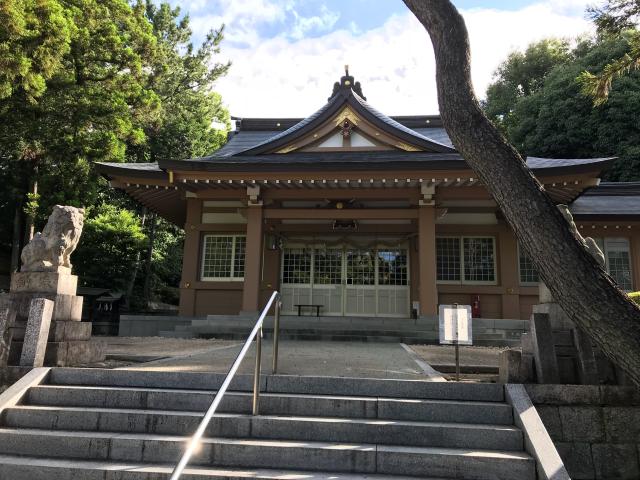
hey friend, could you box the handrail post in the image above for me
[252,326,262,416]
[272,297,281,374]
[169,291,278,480]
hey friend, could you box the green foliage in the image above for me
[1,1,230,309]
[0,0,73,101]
[73,204,146,291]
[483,39,573,132]
[0,0,161,227]
[128,1,230,164]
[484,35,640,182]
[629,291,640,306]
[580,1,640,104]
[147,217,184,305]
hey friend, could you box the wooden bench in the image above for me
[295,304,322,317]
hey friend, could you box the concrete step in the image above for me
[1,406,523,451]
[0,455,450,480]
[195,332,439,344]
[46,368,505,401]
[26,385,514,424]
[0,429,535,479]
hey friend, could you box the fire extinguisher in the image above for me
[471,294,481,318]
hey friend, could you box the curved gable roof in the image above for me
[235,73,456,156]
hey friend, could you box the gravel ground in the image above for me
[409,344,508,367]
[104,336,235,358]
[409,344,509,383]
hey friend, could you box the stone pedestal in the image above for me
[19,298,54,367]
[517,285,615,385]
[4,271,105,367]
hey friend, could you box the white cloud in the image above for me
[290,5,340,40]
[209,1,594,117]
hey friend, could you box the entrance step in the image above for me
[156,315,525,346]
[0,429,534,479]
[25,385,514,424]
[0,368,536,479]
[0,455,451,480]
[1,406,523,451]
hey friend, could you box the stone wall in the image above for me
[527,384,640,479]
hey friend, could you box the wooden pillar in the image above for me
[418,205,438,316]
[179,198,201,316]
[242,204,264,313]
[499,227,521,319]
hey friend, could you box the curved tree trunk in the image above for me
[403,0,640,386]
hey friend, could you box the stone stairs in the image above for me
[0,368,536,479]
[158,315,527,347]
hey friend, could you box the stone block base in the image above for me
[9,339,106,366]
[533,303,575,330]
[8,292,83,322]
[10,319,92,342]
[10,272,78,295]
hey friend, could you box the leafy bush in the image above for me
[73,204,146,292]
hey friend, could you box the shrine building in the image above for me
[96,70,640,321]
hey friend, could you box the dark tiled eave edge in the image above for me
[231,90,456,155]
[95,156,616,176]
[156,155,615,175]
[571,214,640,221]
[95,162,166,180]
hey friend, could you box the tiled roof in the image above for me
[570,182,640,218]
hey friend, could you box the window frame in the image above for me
[598,237,634,292]
[200,234,246,281]
[436,235,498,286]
[517,244,540,286]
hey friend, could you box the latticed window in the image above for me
[436,237,461,281]
[378,250,408,286]
[437,236,496,284]
[599,238,633,291]
[464,238,496,282]
[282,248,312,284]
[519,247,540,285]
[314,249,342,285]
[201,235,246,280]
[346,249,375,285]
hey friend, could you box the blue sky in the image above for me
[172,0,595,117]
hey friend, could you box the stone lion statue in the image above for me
[20,205,85,273]
[557,204,605,267]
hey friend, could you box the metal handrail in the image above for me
[169,291,282,480]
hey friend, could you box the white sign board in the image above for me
[438,305,473,345]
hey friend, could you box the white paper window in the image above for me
[201,235,246,280]
[437,236,496,284]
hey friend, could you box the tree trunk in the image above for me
[143,213,157,308]
[126,208,147,302]
[22,169,38,245]
[403,0,640,386]
[10,198,23,273]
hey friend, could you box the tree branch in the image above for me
[404,0,640,386]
